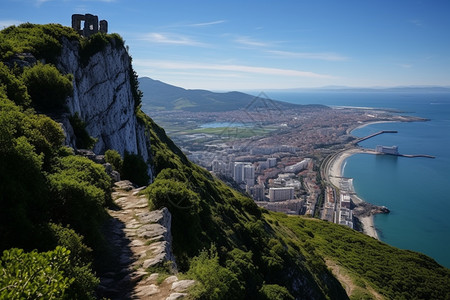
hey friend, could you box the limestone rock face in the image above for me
[55,37,151,172]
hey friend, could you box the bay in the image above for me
[269,91,450,268]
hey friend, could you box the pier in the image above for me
[391,153,435,159]
[354,130,398,144]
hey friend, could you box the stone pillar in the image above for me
[99,20,108,34]
[71,14,84,34]
[83,14,99,37]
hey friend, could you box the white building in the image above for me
[376,145,399,155]
[340,193,351,209]
[285,158,311,173]
[233,162,245,183]
[233,162,254,185]
[339,208,353,229]
[244,164,255,186]
[269,187,295,202]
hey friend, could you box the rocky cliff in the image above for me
[55,37,151,175]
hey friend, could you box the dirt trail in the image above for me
[96,180,195,299]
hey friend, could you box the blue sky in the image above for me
[1,0,450,90]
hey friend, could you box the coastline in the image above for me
[327,148,380,240]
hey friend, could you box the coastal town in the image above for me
[147,103,426,237]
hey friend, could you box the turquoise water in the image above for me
[269,91,450,268]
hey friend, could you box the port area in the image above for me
[355,130,435,159]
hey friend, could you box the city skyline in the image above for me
[1,0,449,90]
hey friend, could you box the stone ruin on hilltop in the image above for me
[72,14,108,37]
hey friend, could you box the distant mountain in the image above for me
[138,77,309,112]
[263,86,450,93]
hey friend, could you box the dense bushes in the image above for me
[105,149,123,172]
[122,151,150,186]
[22,62,73,110]
[48,155,112,244]
[0,96,110,297]
[187,247,243,299]
[0,62,30,107]
[80,32,126,66]
[0,247,73,299]
[0,23,79,63]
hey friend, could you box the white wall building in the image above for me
[285,158,311,173]
[376,145,399,155]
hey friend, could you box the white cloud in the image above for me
[235,36,271,48]
[140,32,207,47]
[133,59,334,79]
[267,50,348,61]
[187,20,226,27]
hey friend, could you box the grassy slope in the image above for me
[137,109,450,299]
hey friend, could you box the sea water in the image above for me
[269,91,450,268]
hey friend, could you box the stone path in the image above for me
[97,180,195,299]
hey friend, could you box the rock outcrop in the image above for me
[55,37,151,173]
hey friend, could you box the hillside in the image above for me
[1,23,449,300]
[139,77,305,112]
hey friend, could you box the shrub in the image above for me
[47,155,112,245]
[68,112,96,149]
[0,247,73,299]
[188,247,243,299]
[22,62,72,110]
[0,23,79,62]
[105,149,123,173]
[259,284,295,300]
[80,33,110,66]
[48,224,99,300]
[122,152,150,186]
[0,62,30,107]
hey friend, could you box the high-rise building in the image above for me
[233,162,245,183]
[244,164,255,186]
[269,187,295,202]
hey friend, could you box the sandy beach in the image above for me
[327,148,380,240]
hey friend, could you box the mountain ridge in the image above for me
[139,76,315,112]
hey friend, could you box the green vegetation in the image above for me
[105,149,123,172]
[191,126,277,139]
[122,152,150,186]
[0,62,30,107]
[22,62,73,110]
[270,213,450,300]
[0,23,79,63]
[79,32,124,66]
[0,247,74,299]
[0,24,119,298]
[0,94,110,298]
[69,112,97,149]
